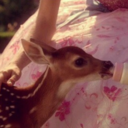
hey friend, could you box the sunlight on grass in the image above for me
[0,32,15,38]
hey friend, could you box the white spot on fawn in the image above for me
[5,124,12,128]
[27,94,32,98]
[0,116,3,119]
[11,111,15,114]
[10,106,15,109]
[29,107,37,114]
[2,87,6,90]
[0,116,7,121]
[3,117,7,121]
[6,89,10,92]
[9,113,13,117]
[16,96,21,99]
[5,98,8,101]
[21,96,28,99]
[10,93,14,96]
[5,107,9,111]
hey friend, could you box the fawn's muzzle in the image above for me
[103,61,113,69]
[100,61,114,79]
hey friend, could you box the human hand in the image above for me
[0,63,21,89]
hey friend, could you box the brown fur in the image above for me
[0,43,113,128]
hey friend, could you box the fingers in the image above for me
[0,72,5,90]
[0,71,12,90]
[0,68,21,87]
[0,64,21,91]
[0,72,4,82]
[0,71,9,84]
[7,72,20,86]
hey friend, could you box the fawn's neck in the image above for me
[23,67,63,126]
[1,67,73,127]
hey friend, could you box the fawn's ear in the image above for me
[21,39,56,64]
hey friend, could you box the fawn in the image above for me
[0,39,113,128]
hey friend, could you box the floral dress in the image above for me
[97,0,128,11]
[1,0,128,128]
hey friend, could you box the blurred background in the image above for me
[0,0,39,53]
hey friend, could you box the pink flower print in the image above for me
[108,114,116,124]
[61,37,76,47]
[104,86,121,101]
[97,35,112,38]
[44,122,50,128]
[83,40,91,49]
[55,100,71,121]
[115,17,126,23]
[10,41,20,54]
[67,38,75,46]
[1,57,10,66]
[75,38,82,44]
[87,45,99,55]
[109,46,115,52]
[80,123,84,128]
[74,1,84,4]
[31,71,42,80]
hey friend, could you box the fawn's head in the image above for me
[22,39,113,84]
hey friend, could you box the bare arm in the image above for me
[18,0,61,67]
[0,0,61,86]
[16,0,61,66]
[33,0,61,44]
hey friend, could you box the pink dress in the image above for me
[98,0,128,11]
[1,0,128,127]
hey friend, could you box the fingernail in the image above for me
[7,81,12,86]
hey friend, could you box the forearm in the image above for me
[10,46,30,70]
[11,24,36,69]
[10,0,61,69]
[33,0,61,44]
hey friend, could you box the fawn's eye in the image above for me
[75,58,87,67]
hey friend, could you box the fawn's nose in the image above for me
[103,61,113,69]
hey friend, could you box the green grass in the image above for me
[0,31,15,38]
